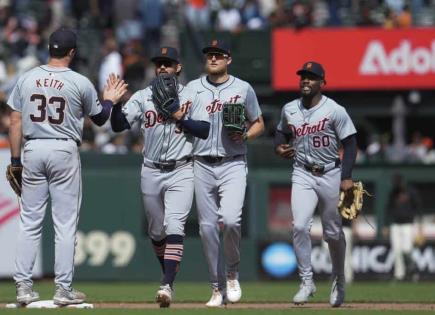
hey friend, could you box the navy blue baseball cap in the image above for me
[202,39,231,56]
[296,61,326,82]
[151,47,180,64]
[49,28,77,50]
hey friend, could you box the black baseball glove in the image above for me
[151,73,180,118]
[6,164,23,196]
[222,102,246,134]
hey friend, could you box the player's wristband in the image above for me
[243,132,249,142]
[11,157,22,166]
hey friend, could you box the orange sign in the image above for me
[272,28,435,90]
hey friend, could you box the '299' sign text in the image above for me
[74,230,136,267]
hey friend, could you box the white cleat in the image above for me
[293,280,316,305]
[226,279,242,303]
[206,288,225,307]
[329,276,345,307]
[53,286,86,305]
[16,282,40,305]
[155,284,172,308]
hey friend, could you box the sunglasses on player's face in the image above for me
[155,60,176,68]
[206,52,228,60]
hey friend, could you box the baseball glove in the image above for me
[337,181,370,220]
[151,73,180,118]
[6,164,23,196]
[222,103,246,134]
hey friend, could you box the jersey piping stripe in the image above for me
[38,66,72,73]
[216,76,236,157]
[297,95,329,164]
[71,149,81,283]
[199,77,217,156]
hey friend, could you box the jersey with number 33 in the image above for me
[7,65,102,143]
[277,95,356,165]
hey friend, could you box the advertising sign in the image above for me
[259,240,435,280]
[273,28,435,90]
[0,149,42,278]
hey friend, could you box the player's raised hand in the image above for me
[106,73,119,89]
[275,144,295,159]
[103,73,128,104]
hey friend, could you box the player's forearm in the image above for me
[90,100,113,126]
[274,130,291,148]
[341,134,357,180]
[177,119,210,139]
[246,116,265,140]
[110,104,131,132]
[9,111,22,160]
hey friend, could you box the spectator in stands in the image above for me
[289,0,312,29]
[383,7,397,29]
[139,0,165,56]
[385,0,405,14]
[269,0,291,27]
[366,133,394,163]
[184,0,210,30]
[396,4,412,28]
[407,131,430,163]
[241,0,267,29]
[216,1,242,32]
[99,36,123,94]
[113,0,142,44]
[122,40,146,93]
[356,0,378,26]
[384,173,422,281]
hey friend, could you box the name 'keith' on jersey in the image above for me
[7,65,103,142]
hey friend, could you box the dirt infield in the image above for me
[92,302,435,310]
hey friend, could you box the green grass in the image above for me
[0,311,433,315]
[1,281,434,314]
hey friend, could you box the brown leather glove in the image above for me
[6,164,23,196]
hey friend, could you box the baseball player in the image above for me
[6,28,127,305]
[110,47,210,308]
[187,39,264,307]
[274,62,357,307]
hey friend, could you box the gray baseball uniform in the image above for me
[187,75,262,289]
[7,65,103,289]
[121,84,208,239]
[277,95,356,281]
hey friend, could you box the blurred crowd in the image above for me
[0,0,435,157]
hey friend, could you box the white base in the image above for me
[5,300,94,309]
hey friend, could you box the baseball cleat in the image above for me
[16,282,40,305]
[206,288,226,307]
[155,284,172,308]
[226,278,242,303]
[329,275,345,307]
[53,286,86,305]
[293,280,316,305]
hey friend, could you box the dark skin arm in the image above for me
[274,130,295,159]
[276,144,295,159]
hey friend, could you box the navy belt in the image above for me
[199,155,244,164]
[147,157,192,172]
[303,159,340,175]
